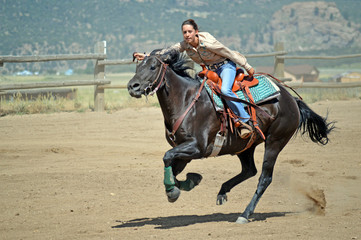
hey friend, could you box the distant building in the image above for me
[65,69,74,76]
[16,70,33,76]
[333,71,361,83]
[256,64,320,82]
[285,65,320,82]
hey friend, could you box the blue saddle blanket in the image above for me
[203,74,280,110]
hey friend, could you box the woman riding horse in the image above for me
[128,48,334,224]
[134,19,253,138]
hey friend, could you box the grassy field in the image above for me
[1,72,360,116]
[0,73,159,115]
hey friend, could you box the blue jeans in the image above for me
[215,61,250,122]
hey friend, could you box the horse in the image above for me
[127,49,334,224]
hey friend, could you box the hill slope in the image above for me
[1,0,361,73]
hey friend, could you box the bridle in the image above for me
[144,56,168,96]
[133,53,217,145]
[139,54,208,143]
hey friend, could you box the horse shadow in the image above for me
[112,211,292,229]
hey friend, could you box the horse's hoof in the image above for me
[166,187,180,203]
[187,173,202,186]
[216,194,227,205]
[235,216,249,224]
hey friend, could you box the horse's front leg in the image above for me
[163,140,203,202]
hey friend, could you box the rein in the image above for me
[146,56,208,142]
[170,75,207,140]
[217,91,274,120]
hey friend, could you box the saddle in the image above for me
[198,64,259,92]
[198,65,266,152]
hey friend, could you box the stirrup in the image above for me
[237,121,253,139]
[237,128,251,139]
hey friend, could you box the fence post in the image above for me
[274,42,284,78]
[94,41,106,112]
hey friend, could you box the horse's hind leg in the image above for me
[236,136,292,224]
[217,147,257,205]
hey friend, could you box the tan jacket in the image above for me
[168,32,252,71]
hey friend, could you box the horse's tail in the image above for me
[295,98,335,145]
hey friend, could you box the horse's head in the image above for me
[127,50,178,98]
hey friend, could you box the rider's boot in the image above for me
[234,119,252,139]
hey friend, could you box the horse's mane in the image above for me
[150,49,195,80]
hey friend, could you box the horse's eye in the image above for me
[150,65,156,70]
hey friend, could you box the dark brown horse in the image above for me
[127,49,334,224]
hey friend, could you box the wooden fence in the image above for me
[0,41,110,111]
[99,41,361,89]
[1,41,361,112]
[271,42,361,87]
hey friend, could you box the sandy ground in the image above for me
[1,99,361,240]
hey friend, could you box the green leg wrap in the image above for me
[164,166,175,191]
[179,179,195,191]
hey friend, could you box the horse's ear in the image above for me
[161,53,172,63]
[160,49,177,64]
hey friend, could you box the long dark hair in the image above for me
[181,19,199,31]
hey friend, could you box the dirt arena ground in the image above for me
[1,99,360,240]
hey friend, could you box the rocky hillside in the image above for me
[266,1,361,52]
[1,0,361,74]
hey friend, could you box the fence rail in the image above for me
[277,53,361,60]
[245,51,287,58]
[0,41,107,111]
[1,41,361,112]
[0,80,110,91]
[287,81,361,88]
[97,59,134,66]
[0,54,106,63]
